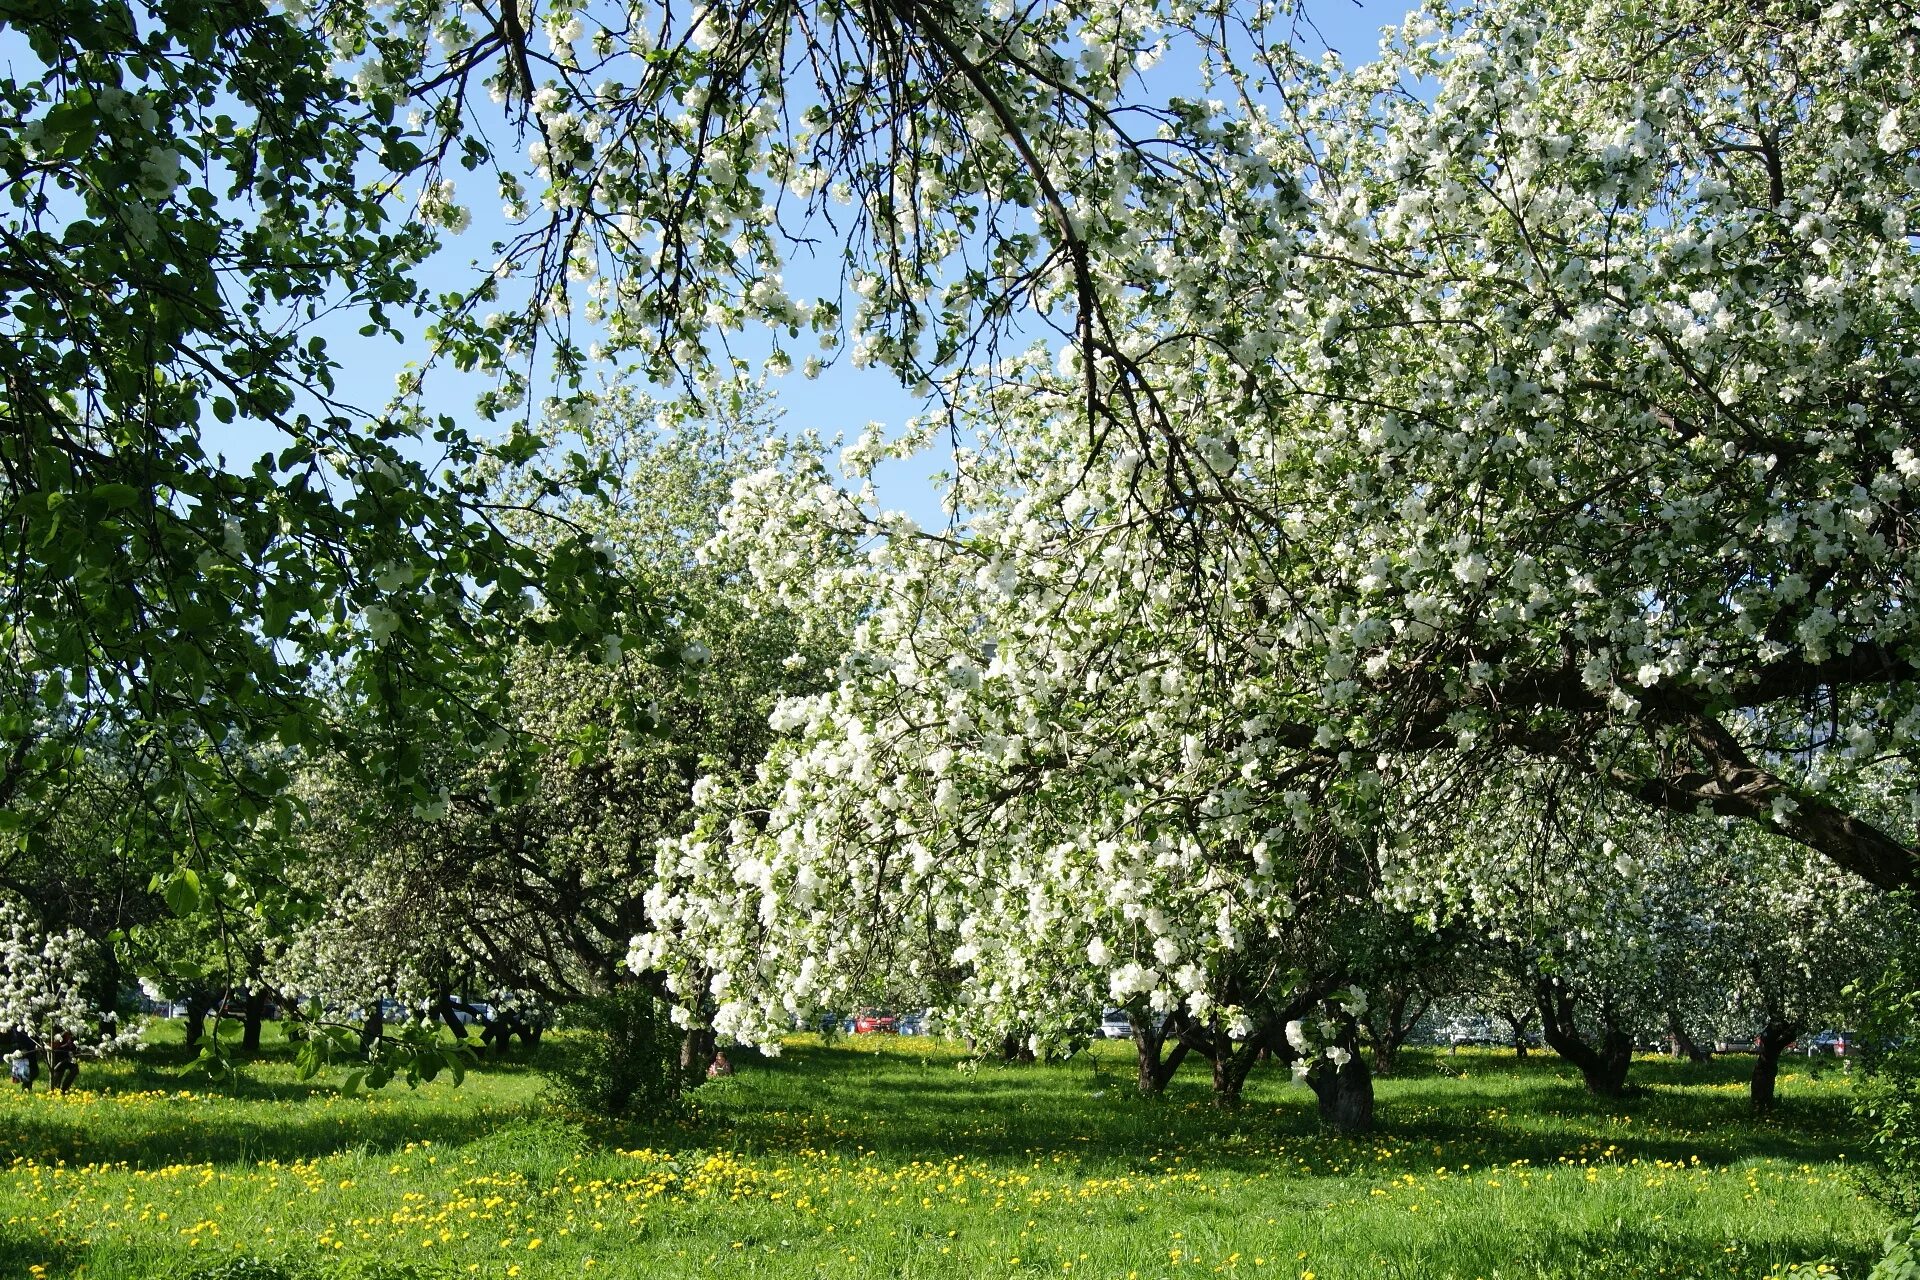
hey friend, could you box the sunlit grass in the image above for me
[0,1022,1889,1278]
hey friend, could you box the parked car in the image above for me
[853,1008,898,1034]
[896,1009,931,1036]
[1099,1009,1133,1040]
[1809,1030,1854,1056]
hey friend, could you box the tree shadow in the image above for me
[0,1096,524,1168]
[1503,1219,1877,1279]
[667,1041,1865,1179]
[0,1230,87,1278]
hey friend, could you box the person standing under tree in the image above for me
[47,1029,78,1094]
[7,1025,37,1092]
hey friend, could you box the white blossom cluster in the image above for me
[0,896,139,1058]
[631,0,1920,1052]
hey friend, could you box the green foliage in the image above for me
[1853,904,1920,1216]
[0,0,650,922]
[1871,1216,1920,1280]
[546,985,687,1119]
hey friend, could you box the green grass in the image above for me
[0,1022,1892,1279]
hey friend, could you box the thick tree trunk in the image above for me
[998,1033,1036,1063]
[435,992,469,1041]
[182,992,211,1050]
[1131,1014,1190,1096]
[680,1026,717,1082]
[1667,1012,1712,1064]
[480,1015,514,1058]
[1751,1020,1801,1112]
[359,999,385,1055]
[241,988,268,1053]
[1537,982,1633,1098]
[1210,1047,1258,1107]
[1307,1054,1375,1133]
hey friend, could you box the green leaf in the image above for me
[164,868,202,916]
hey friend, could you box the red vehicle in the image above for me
[852,1008,898,1034]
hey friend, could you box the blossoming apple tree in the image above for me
[0,894,137,1060]
[634,0,1919,1130]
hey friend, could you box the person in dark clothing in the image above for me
[47,1029,78,1094]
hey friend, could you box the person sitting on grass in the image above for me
[47,1029,78,1095]
[7,1025,37,1092]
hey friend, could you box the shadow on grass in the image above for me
[674,1041,1864,1178]
[0,1096,522,1168]
[0,1033,563,1169]
[1505,1219,1877,1279]
[0,1231,87,1277]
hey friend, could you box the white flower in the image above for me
[138,146,184,197]
[1285,1020,1313,1055]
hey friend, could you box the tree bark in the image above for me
[1208,1044,1259,1107]
[434,992,470,1041]
[1751,1020,1801,1112]
[241,988,268,1053]
[1307,1053,1374,1134]
[1363,990,1429,1077]
[680,1026,717,1083]
[1496,1006,1536,1058]
[182,992,211,1051]
[1130,1013,1190,1096]
[1666,1012,1711,1064]
[1537,981,1633,1098]
[359,998,385,1055]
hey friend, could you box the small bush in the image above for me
[547,984,687,1119]
[1870,1215,1920,1280]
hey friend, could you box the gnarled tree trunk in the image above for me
[680,1025,718,1083]
[1296,1010,1374,1133]
[1666,1012,1711,1064]
[1537,980,1633,1098]
[359,998,386,1055]
[1307,1051,1375,1134]
[182,992,212,1051]
[1130,1012,1190,1096]
[435,990,470,1041]
[241,988,268,1053]
[1363,988,1430,1077]
[1751,1019,1801,1112]
[1495,1005,1536,1058]
[998,1032,1036,1063]
[1208,1043,1260,1107]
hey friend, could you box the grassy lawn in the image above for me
[0,1022,1891,1279]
